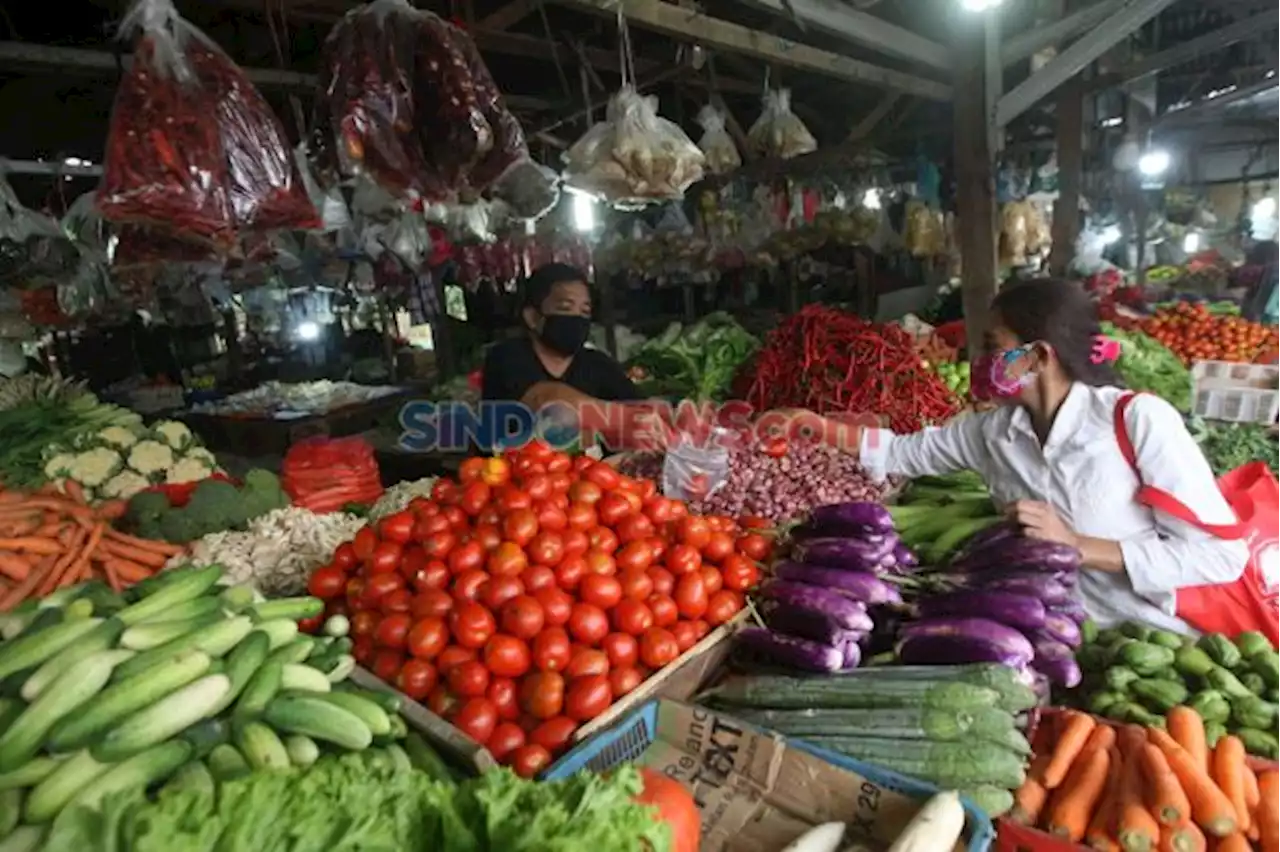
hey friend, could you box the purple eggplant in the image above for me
[808,502,895,537]
[952,572,1073,605]
[893,543,919,570]
[839,638,863,670]
[951,538,1081,574]
[1038,613,1083,648]
[795,536,898,572]
[918,591,1047,632]
[1050,599,1088,624]
[951,521,1019,562]
[773,562,903,605]
[761,602,871,646]
[1032,638,1083,688]
[900,617,1035,665]
[896,633,1034,667]
[762,581,873,631]
[736,627,846,672]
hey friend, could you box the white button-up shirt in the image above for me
[861,383,1248,633]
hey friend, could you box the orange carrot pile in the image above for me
[0,482,185,610]
[1008,707,1279,852]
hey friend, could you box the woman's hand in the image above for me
[1008,500,1080,548]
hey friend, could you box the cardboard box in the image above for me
[548,699,993,852]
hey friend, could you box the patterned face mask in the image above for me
[970,345,1036,401]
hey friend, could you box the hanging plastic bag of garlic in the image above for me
[747,88,817,160]
[696,104,741,175]
[563,86,706,205]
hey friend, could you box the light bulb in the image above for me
[296,321,320,341]
[571,193,596,232]
[1101,225,1122,245]
[1138,150,1170,177]
[1252,197,1277,220]
[862,188,882,211]
[1182,232,1200,253]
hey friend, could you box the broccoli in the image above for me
[185,479,244,531]
[158,508,203,544]
[127,490,171,526]
[240,469,289,520]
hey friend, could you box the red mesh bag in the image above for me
[281,436,384,514]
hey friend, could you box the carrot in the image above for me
[1118,752,1161,852]
[0,554,54,611]
[94,500,127,520]
[1213,834,1251,852]
[62,480,88,505]
[96,540,168,568]
[1083,724,1118,755]
[100,558,151,583]
[102,528,183,556]
[36,527,87,597]
[1118,724,1150,756]
[0,537,63,555]
[1047,743,1111,842]
[1044,712,1098,789]
[1210,736,1249,835]
[1012,777,1049,826]
[1168,707,1208,773]
[0,553,31,582]
[1085,745,1125,850]
[1258,770,1278,852]
[1149,732,1237,837]
[1139,742,1191,826]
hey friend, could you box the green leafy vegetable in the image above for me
[627,312,758,401]
[1101,322,1191,412]
[1186,417,1279,476]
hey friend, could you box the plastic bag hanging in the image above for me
[0,171,78,290]
[696,104,741,175]
[747,89,816,160]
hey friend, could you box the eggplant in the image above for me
[951,538,1081,574]
[896,633,1034,668]
[1050,599,1088,625]
[1038,613,1083,648]
[736,627,846,673]
[762,604,871,646]
[950,572,1073,605]
[1032,638,1083,688]
[763,581,874,631]
[773,562,903,606]
[951,521,1019,562]
[918,591,1047,632]
[892,543,919,570]
[839,638,863,670]
[795,536,898,572]
[900,617,1035,665]
[808,502,895,537]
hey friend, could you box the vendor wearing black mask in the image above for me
[482,263,641,408]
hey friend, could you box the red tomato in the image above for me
[706,589,744,626]
[568,480,603,504]
[645,536,666,562]
[615,514,655,544]
[487,721,526,761]
[431,479,459,503]
[452,697,498,744]
[450,602,496,649]
[352,526,378,561]
[579,575,623,610]
[410,590,453,620]
[447,659,490,698]
[352,636,374,665]
[609,666,644,697]
[374,613,412,649]
[527,531,565,567]
[613,567,652,602]
[691,619,711,640]
[524,474,553,502]
[560,528,590,558]
[588,527,619,554]
[298,614,324,634]
[553,555,587,590]
[567,603,610,646]
[439,505,468,530]
[478,575,525,612]
[520,565,556,593]
[351,609,380,640]
[331,541,358,571]
[452,569,489,603]
[664,544,702,576]
[371,649,404,683]
[487,542,529,578]
[529,716,577,754]
[447,540,485,575]
[487,677,521,720]
[483,634,532,678]
[531,627,572,672]
[500,595,546,640]
[615,540,654,572]
[399,544,427,579]
[380,588,413,614]
[477,506,502,528]
[564,674,613,722]
[414,512,452,541]
[673,573,708,620]
[363,572,405,607]
[519,672,565,719]
[565,648,610,678]
[739,515,771,530]
[396,659,437,700]
[420,530,457,562]
[643,496,677,525]
[703,531,735,562]
[636,769,701,852]
[494,485,533,513]
[639,628,680,668]
[345,577,366,609]
[510,743,553,778]
[379,510,415,544]
[596,493,632,526]
[674,517,711,550]
[700,565,724,595]
[612,599,654,636]
[534,587,574,627]
[473,524,502,551]
[458,457,485,483]
[583,464,621,490]
[566,502,598,530]
[647,594,679,628]
[735,533,772,561]
[647,566,675,596]
[720,555,761,592]
[583,550,616,577]
[502,509,539,546]
[427,684,459,717]
[458,481,491,516]
[534,502,568,533]
[407,617,448,660]
[368,541,404,575]
[436,646,477,675]
[602,632,639,668]
[308,565,346,600]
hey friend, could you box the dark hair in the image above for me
[991,278,1122,387]
[521,263,589,310]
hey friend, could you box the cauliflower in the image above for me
[184,447,217,469]
[67,446,122,488]
[127,440,175,479]
[152,420,194,450]
[167,456,216,484]
[43,452,77,480]
[97,425,140,449]
[101,469,151,500]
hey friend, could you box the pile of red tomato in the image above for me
[304,442,769,777]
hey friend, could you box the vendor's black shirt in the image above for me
[481,337,640,404]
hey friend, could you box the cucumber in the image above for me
[0,649,133,773]
[325,655,356,683]
[266,636,316,666]
[5,607,60,642]
[801,736,1027,789]
[0,618,103,681]
[705,674,1004,711]
[0,789,21,837]
[61,599,94,621]
[67,740,192,811]
[206,631,270,716]
[219,584,256,613]
[731,706,1016,742]
[24,750,110,824]
[0,826,43,852]
[404,732,455,783]
[180,718,229,758]
[93,675,230,762]
[0,756,62,792]
[235,721,290,771]
[264,694,373,750]
[47,650,212,752]
[134,595,223,626]
[233,660,283,720]
[206,744,250,782]
[280,664,331,693]
[384,743,413,775]
[250,597,324,622]
[252,619,299,650]
[284,735,320,768]
[162,760,215,797]
[336,682,402,714]
[119,610,223,650]
[310,691,392,735]
[20,619,125,701]
[113,565,221,626]
[0,699,22,732]
[112,616,252,682]
[386,714,408,740]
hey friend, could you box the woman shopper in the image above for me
[835,279,1248,632]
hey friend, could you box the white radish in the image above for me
[886,790,966,852]
[781,821,846,852]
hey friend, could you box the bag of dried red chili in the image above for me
[281,436,384,513]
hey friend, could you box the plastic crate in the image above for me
[1191,360,1280,425]
[545,699,996,852]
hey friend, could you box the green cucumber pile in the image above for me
[0,564,425,844]
[1073,621,1279,759]
[702,663,1038,818]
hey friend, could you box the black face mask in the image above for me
[538,314,591,356]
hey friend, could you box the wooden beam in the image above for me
[556,0,952,99]
[1001,0,1123,66]
[1049,79,1083,275]
[478,0,541,30]
[845,92,900,142]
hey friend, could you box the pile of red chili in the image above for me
[733,305,962,432]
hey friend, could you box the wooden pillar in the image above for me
[1050,79,1083,275]
[953,12,1000,349]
